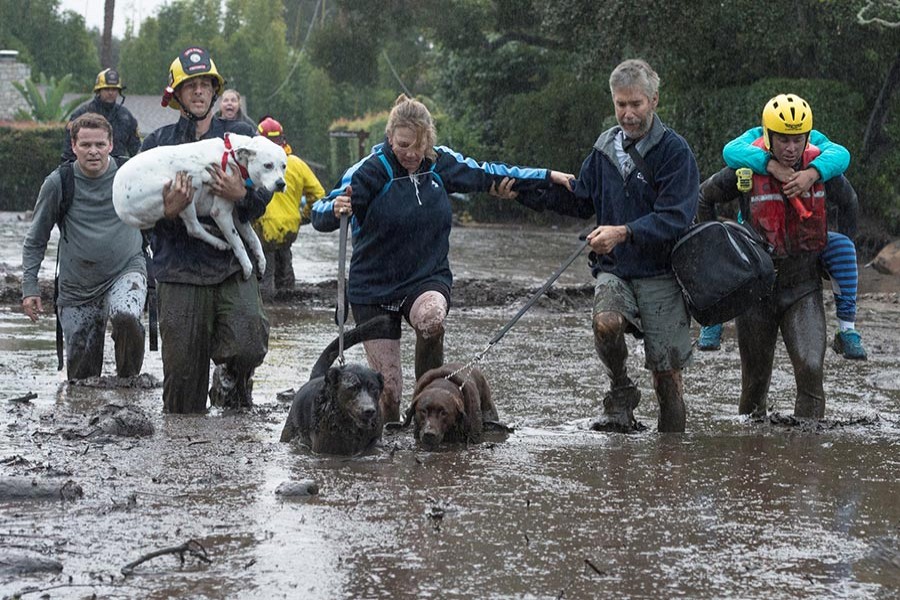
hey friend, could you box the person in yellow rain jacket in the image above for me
[254,116,326,300]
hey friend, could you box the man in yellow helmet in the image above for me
[139,46,271,414]
[698,94,858,419]
[253,116,325,300]
[62,68,141,161]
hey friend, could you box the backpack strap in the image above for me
[56,162,75,243]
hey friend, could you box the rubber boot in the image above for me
[653,370,686,433]
[591,377,642,433]
[414,330,444,381]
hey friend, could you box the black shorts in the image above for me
[350,282,451,339]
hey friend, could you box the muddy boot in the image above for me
[654,370,686,433]
[209,366,254,411]
[414,331,444,381]
[591,379,642,433]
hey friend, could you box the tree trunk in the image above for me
[861,50,900,163]
[101,0,115,68]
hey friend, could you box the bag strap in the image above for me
[624,140,657,191]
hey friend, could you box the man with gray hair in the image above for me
[514,59,699,433]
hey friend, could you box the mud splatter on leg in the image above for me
[107,272,147,378]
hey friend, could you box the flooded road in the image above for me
[1,213,899,599]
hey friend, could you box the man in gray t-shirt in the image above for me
[22,113,147,380]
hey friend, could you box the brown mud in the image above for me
[1,217,899,599]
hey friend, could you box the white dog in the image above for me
[113,134,287,279]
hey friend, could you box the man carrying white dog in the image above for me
[23,113,147,380]
[141,46,270,413]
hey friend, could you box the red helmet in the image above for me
[257,116,285,146]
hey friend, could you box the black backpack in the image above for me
[671,220,775,326]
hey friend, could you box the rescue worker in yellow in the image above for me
[254,117,325,299]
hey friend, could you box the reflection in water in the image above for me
[0,218,898,598]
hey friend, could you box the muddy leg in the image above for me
[591,311,640,432]
[59,303,106,380]
[363,338,402,422]
[652,370,685,433]
[592,311,631,387]
[108,272,147,378]
[735,308,779,417]
[158,283,214,413]
[274,235,296,293]
[409,291,448,380]
[209,274,269,410]
[781,291,827,418]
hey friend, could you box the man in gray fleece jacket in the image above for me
[22,113,146,380]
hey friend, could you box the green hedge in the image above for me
[0,123,65,211]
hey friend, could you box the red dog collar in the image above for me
[221,133,253,187]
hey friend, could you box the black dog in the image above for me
[280,317,392,455]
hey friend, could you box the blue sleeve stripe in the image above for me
[325,145,386,202]
[437,145,547,180]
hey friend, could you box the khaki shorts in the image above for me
[593,272,693,372]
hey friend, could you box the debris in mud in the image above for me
[61,403,154,440]
[274,479,319,497]
[0,550,63,575]
[0,476,83,502]
[68,373,161,389]
[120,539,211,576]
[275,388,297,402]
[4,392,37,404]
[758,412,881,431]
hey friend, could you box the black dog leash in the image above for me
[336,213,349,365]
[448,226,593,382]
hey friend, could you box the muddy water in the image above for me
[1,215,899,599]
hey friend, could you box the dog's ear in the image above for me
[234,147,256,166]
[459,381,483,437]
[451,391,466,420]
[374,371,384,394]
[325,366,341,386]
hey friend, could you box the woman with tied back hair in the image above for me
[215,89,255,128]
[312,94,572,422]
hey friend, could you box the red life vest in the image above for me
[747,137,827,257]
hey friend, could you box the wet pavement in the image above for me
[1,212,899,599]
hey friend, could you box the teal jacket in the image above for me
[722,127,849,181]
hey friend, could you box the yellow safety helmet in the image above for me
[761,94,812,150]
[161,46,225,111]
[94,68,124,92]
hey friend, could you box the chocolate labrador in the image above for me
[405,363,499,449]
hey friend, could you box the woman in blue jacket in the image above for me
[312,94,570,422]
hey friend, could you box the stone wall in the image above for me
[0,50,31,121]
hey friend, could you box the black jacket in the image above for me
[140,116,271,285]
[62,96,142,161]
